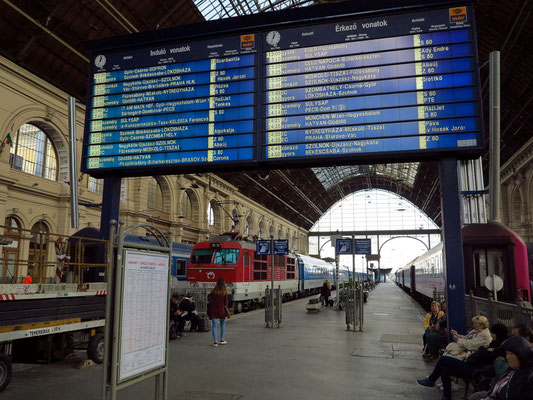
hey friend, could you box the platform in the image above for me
[5,282,450,399]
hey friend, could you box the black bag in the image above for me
[198,315,212,332]
[206,293,213,319]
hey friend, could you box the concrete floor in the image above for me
[5,282,459,399]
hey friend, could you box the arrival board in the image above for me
[82,4,482,175]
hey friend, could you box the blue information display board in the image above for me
[82,4,482,176]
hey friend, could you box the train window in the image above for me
[176,259,186,276]
[244,252,249,267]
[213,249,239,264]
[191,249,214,264]
[286,257,295,279]
[473,247,506,297]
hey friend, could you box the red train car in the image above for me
[186,237,299,313]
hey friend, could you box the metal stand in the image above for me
[102,222,171,400]
[265,287,282,328]
[345,287,364,331]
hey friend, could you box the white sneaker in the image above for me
[220,340,227,345]
[213,342,218,347]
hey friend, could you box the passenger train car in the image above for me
[185,237,352,313]
[396,221,531,307]
[68,227,193,284]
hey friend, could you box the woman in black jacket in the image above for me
[469,335,533,400]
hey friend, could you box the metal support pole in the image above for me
[270,236,274,328]
[377,235,380,283]
[110,221,126,400]
[440,157,467,334]
[68,96,79,229]
[488,51,501,222]
[100,177,122,240]
[335,254,339,311]
[351,234,355,287]
[102,220,117,400]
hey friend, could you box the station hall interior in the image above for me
[0,0,532,399]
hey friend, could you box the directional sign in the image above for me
[354,239,372,255]
[273,239,289,255]
[256,240,271,255]
[336,238,353,255]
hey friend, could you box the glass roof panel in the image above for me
[193,0,315,20]
[312,163,419,191]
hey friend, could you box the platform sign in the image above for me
[273,239,289,255]
[354,239,372,255]
[256,240,271,255]
[336,238,353,255]
[83,3,482,177]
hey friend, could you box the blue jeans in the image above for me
[212,318,226,343]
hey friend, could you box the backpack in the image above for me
[169,320,178,340]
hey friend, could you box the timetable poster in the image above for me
[82,4,482,175]
[263,5,482,161]
[119,250,169,382]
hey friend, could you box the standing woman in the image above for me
[209,278,230,347]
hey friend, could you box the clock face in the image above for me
[266,31,281,47]
[95,55,106,69]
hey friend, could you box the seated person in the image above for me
[511,324,533,344]
[177,293,200,333]
[468,335,533,400]
[416,319,501,400]
[169,293,181,339]
[444,315,492,360]
[423,300,446,361]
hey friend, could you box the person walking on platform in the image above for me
[321,279,331,307]
[422,300,446,361]
[208,278,230,347]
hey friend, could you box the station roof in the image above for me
[0,0,531,231]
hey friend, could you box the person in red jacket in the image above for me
[22,274,33,284]
[208,278,230,347]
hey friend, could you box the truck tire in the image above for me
[0,354,12,392]
[87,333,104,364]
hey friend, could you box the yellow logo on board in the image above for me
[241,34,255,50]
[449,7,467,23]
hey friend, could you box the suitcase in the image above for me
[198,315,212,332]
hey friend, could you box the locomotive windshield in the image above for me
[213,248,239,265]
[190,248,240,265]
[191,249,214,264]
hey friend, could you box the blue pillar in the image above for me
[440,157,467,334]
[99,176,122,240]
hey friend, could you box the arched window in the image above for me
[259,221,265,238]
[278,228,282,239]
[9,123,58,180]
[29,221,50,283]
[2,216,21,283]
[89,177,103,194]
[207,201,215,226]
[147,178,164,211]
[232,209,240,229]
[245,216,252,236]
[182,191,193,219]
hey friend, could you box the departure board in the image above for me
[84,35,257,173]
[82,3,482,176]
